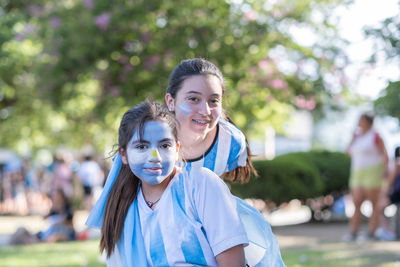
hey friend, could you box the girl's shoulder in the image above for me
[218,119,246,146]
[219,119,245,136]
[181,167,226,189]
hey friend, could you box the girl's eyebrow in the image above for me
[130,139,150,144]
[131,138,174,144]
[210,94,222,98]
[185,90,201,95]
[185,91,221,98]
[159,138,174,143]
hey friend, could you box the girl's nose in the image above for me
[198,101,211,115]
[150,149,161,161]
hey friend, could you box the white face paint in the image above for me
[126,121,178,185]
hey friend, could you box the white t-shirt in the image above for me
[138,167,248,267]
[349,129,383,169]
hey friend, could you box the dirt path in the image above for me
[273,221,350,248]
[273,221,400,266]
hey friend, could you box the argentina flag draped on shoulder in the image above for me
[186,119,285,266]
[85,154,148,266]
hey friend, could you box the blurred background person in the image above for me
[344,112,389,241]
[52,152,74,199]
[76,154,104,211]
[376,146,400,241]
[9,188,76,245]
[1,154,26,215]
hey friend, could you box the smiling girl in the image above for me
[99,101,247,267]
[88,59,284,266]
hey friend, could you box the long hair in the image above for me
[220,115,258,183]
[166,58,258,182]
[100,100,179,257]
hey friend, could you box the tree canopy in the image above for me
[366,10,400,121]
[0,0,349,155]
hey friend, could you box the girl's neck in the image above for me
[140,169,176,207]
[361,127,372,134]
[179,126,217,160]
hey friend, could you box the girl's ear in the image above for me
[165,93,175,112]
[176,141,180,153]
[118,147,128,164]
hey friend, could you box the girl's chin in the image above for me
[190,124,210,134]
[179,121,216,139]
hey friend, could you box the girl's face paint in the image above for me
[126,121,178,185]
[178,102,192,116]
[173,75,223,138]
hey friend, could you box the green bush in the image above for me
[229,151,350,204]
[300,151,350,194]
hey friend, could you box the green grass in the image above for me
[0,240,106,267]
[281,243,400,267]
[1,239,400,267]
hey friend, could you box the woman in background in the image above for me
[345,112,388,241]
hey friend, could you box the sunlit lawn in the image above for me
[282,243,400,267]
[0,240,105,267]
[1,239,400,267]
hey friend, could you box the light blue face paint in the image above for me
[178,102,192,116]
[211,106,222,120]
[126,121,177,185]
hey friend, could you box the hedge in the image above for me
[229,151,350,204]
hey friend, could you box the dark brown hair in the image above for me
[166,58,257,182]
[166,58,225,98]
[361,112,374,126]
[100,100,178,257]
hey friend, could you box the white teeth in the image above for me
[193,119,208,124]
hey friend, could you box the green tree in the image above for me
[374,81,400,120]
[365,11,400,120]
[0,0,349,154]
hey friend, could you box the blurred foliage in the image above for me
[365,11,400,121]
[0,0,350,154]
[374,81,400,121]
[230,151,350,204]
[291,151,350,195]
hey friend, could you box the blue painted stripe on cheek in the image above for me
[211,106,222,120]
[178,103,192,116]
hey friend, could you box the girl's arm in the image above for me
[215,245,246,267]
[376,134,389,171]
[346,132,357,155]
[192,168,248,265]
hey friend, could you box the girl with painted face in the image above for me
[165,58,284,266]
[97,101,248,267]
[165,58,255,182]
[87,59,284,266]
